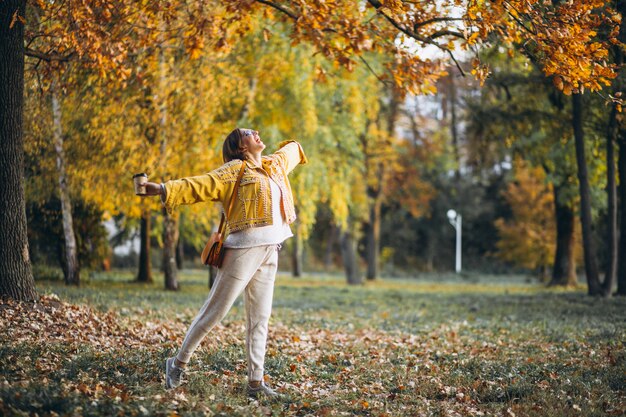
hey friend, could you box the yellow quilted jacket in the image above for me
[162,141,307,232]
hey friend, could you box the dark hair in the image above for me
[222,128,245,163]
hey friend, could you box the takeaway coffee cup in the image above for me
[133,173,148,195]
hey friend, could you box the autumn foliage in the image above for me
[494,159,555,275]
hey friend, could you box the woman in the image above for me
[141,128,307,397]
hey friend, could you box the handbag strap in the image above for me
[217,160,247,235]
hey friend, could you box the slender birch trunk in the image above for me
[51,80,80,286]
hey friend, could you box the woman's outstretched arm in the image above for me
[272,141,308,174]
[140,172,223,215]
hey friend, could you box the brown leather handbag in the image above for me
[201,161,246,267]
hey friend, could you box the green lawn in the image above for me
[1,270,624,416]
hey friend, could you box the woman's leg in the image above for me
[243,245,279,382]
[175,247,268,363]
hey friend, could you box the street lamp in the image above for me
[446,209,462,273]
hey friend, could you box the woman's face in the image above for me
[241,129,265,154]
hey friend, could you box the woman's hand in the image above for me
[141,182,164,197]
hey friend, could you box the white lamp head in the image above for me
[447,209,457,221]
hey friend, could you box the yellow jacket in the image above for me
[162,141,307,232]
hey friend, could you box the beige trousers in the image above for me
[175,244,278,381]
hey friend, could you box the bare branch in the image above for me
[447,49,466,77]
[367,0,465,75]
[255,0,298,20]
[414,17,465,30]
[24,48,76,63]
[358,55,392,86]
[429,30,465,40]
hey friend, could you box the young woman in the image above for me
[141,128,307,397]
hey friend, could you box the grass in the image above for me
[1,269,624,416]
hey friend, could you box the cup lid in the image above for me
[133,173,148,178]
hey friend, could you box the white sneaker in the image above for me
[247,381,281,399]
[165,357,184,389]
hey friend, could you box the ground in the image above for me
[0,271,624,416]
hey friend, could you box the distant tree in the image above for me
[494,159,555,279]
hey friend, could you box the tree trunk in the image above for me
[572,93,602,295]
[239,77,258,123]
[176,214,184,270]
[340,228,361,285]
[549,185,577,287]
[136,210,153,283]
[617,126,626,295]
[0,0,37,301]
[324,222,337,269]
[604,103,618,296]
[51,81,80,286]
[449,73,461,180]
[162,209,179,290]
[613,0,626,296]
[365,197,381,280]
[292,227,303,277]
[156,33,179,290]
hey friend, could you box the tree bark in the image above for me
[162,209,179,291]
[156,32,179,290]
[176,214,184,270]
[292,227,303,277]
[613,0,626,296]
[449,73,461,180]
[549,185,577,287]
[340,228,361,285]
[604,103,618,296]
[51,81,80,286]
[0,0,38,301]
[136,210,153,283]
[572,93,602,295]
[365,195,381,280]
[617,126,626,295]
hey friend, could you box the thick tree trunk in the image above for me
[549,185,577,287]
[340,228,361,285]
[604,104,618,296]
[51,82,80,286]
[572,93,602,295]
[162,210,179,290]
[292,228,303,277]
[0,0,37,301]
[365,197,381,280]
[136,210,153,283]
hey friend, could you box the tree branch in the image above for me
[358,56,392,86]
[414,17,465,30]
[255,0,298,20]
[24,48,76,62]
[429,30,465,40]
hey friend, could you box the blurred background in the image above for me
[18,1,620,291]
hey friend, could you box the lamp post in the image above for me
[446,209,462,273]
